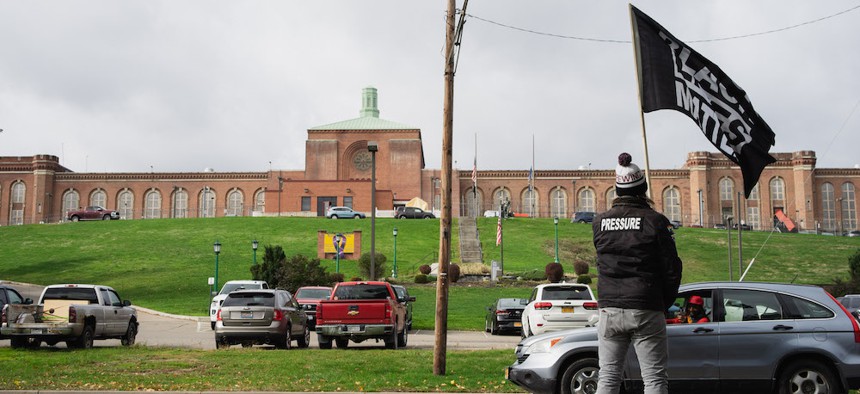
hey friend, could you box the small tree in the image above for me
[250,245,287,286]
[850,249,860,280]
[419,264,432,275]
[250,245,334,291]
[573,260,590,276]
[357,253,388,280]
[545,262,564,283]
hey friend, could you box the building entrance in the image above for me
[317,197,337,217]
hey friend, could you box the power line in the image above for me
[466,4,860,44]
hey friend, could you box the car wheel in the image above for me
[296,325,310,348]
[121,322,137,346]
[71,216,80,222]
[398,216,406,219]
[211,322,216,330]
[560,357,600,394]
[335,338,349,349]
[385,324,399,349]
[318,334,333,349]
[777,359,839,394]
[423,215,432,219]
[490,320,498,335]
[281,327,292,350]
[73,324,95,349]
[330,215,338,219]
[354,215,361,219]
[102,214,111,220]
[215,337,230,349]
[397,326,408,348]
[485,319,490,333]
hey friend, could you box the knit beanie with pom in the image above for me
[615,152,647,196]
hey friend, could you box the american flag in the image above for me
[471,158,477,185]
[496,216,502,246]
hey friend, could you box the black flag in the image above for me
[631,5,776,198]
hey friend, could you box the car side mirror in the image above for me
[408,296,416,302]
[123,300,132,307]
[24,297,33,305]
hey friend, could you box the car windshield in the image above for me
[542,286,591,300]
[334,284,390,300]
[219,282,261,295]
[223,292,275,307]
[296,288,331,299]
[498,299,527,308]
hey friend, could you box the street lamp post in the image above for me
[393,227,398,278]
[252,239,258,265]
[213,241,222,293]
[368,141,378,280]
[553,216,559,263]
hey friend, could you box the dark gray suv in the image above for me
[507,282,860,394]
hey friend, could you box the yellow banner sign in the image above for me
[323,233,355,254]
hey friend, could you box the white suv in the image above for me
[521,283,598,337]
[209,280,269,330]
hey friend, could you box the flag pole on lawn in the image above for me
[629,4,653,197]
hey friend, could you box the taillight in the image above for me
[583,302,598,310]
[216,309,222,321]
[534,302,553,310]
[68,305,77,323]
[385,302,391,319]
[827,292,860,343]
[1,305,6,324]
[274,309,284,321]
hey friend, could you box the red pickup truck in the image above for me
[314,281,407,349]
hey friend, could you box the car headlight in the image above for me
[524,336,564,354]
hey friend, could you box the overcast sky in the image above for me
[1,1,859,174]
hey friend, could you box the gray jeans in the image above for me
[596,307,668,394]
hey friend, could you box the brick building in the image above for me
[1,87,858,233]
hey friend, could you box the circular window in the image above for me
[353,151,372,171]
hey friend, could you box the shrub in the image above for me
[250,246,334,291]
[350,276,363,282]
[576,274,592,284]
[419,264,432,275]
[357,253,388,280]
[518,269,546,281]
[414,274,429,284]
[330,272,345,283]
[850,250,860,280]
[545,262,564,283]
[573,260,590,276]
[449,264,461,283]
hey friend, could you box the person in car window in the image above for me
[592,153,683,394]
[667,295,709,324]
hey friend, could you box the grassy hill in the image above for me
[1,217,858,327]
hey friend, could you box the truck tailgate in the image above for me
[318,300,389,324]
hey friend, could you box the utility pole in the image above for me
[435,0,467,376]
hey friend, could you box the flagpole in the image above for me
[474,133,478,217]
[532,134,536,216]
[629,4,653,198]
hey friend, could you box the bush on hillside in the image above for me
[576,274,592,284]
[419,265,432,275]
[357,253,388,280]
[250,245,334,291]
[545,262,564,283]
[414,274,430,284]
[518,269,546,281]
[330,272,345,283]
[449,264,461,283]
[573,260,590,276]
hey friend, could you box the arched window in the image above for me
[227,189,244,217]
[118,189,134,220]
[550,187,567,218]
[173,188,189,218]
[770,177,785,201]
[144,190,162,219]
[494,188,511,212]
[10,181,26,225]
[253,189,265,213]
[522,189,538,217]
[199,188,215,218]
[663,187,681,222]
[90,189,107,208]
[62,190,80,221]
[604,188,616,211]
[746,184,761,230]
[719,178,734,202]
[821,183,836,231]
[464,188,483,218]
[843,183,857,231]
[578,188,595,213]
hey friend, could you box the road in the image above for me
[0,281,522,350]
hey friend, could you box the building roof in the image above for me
[309,86,418,131]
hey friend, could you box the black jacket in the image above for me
[592,196,683,311]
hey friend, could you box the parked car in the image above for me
[508,282,860,394]
[214,289,309,349]
[485,298,528,335]
[0,285,32,339]
[395,206,435,219]
[315,281,407,349]
[295,286,332,329]
[67,206,120,221]
[733,222,753,231]
[209,280,269,330]
[521,283,598,337]
[570,212,595,224]
[392,285,416,330]
[846,230,860,237]
[325,206,365,219]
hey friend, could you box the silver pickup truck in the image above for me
[0,284,138,349]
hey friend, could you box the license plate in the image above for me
[561,306,574,313]
[514,322,522,327]
[241,311,253,319]
[30,329,44,334]
[307,315,314,320]
[347,325,362,333]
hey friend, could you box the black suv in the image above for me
[395,207,435,219]
[571,211,595,223]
